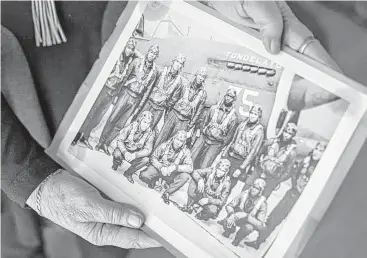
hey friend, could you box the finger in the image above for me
[243,1,283,54]
[276,1,341,72]
[81,222,161,249]
[90,198,145,229]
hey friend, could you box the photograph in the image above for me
[66,3,348,257]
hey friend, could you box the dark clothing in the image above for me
[244,138,298,198]
[191,136,223,169]
[140,100,166,129]
[256,155,320,243]
[188,167,231,208]
[1,95,60,207]
[80,52,137,139]
[99,57,158,146]
[140,166,191,195]
[155,82,207,147]
[154,110,190,147]
[256,189,300,244]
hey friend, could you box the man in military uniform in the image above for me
[246,141,327,250]
[219,178,267,247]
[181,159,232,221]
[191,89,238,169]
[222,105,265,190]
[111,111,156,184]
[95,44,159,155]
[139,130,193,204]
[72,38,138,148]
[154,67,208,147]
[245,122,298,198]
[138,53,186,129]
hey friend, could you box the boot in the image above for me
[162,192,170,205]
[232,238,241,247]
[79,136,93,150]
[180,205,193,214]
[195,212,203,220]
[124,174,135,184]
[96,143,110,156]
[217,218,226,225]
[111,163,119,171]
[71,132,82,146]
[245,241,260,250]
[222,229,232,238]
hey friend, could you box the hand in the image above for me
[197,178,205,193]
[210,1,341,110]
[198,198,209,206]
[124,152,134,162]
[233,169,242,178]
[26,170,160,249]
[160,167,169,177]
[226,214,236,228]
[125,152,136,163]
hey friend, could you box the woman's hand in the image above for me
[26,169,160,249]
[208,1,342,110]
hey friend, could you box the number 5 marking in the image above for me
[239,89,259,117]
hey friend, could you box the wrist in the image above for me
[26,169,63,214]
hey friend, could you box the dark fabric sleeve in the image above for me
[1,95,61,207]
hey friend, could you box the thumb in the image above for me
[243,1,284,54]
[81,222,161,249]
[91,198,145,229]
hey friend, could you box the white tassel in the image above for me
[31,0,67,47]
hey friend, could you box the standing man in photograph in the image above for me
[111,111,156,184]
[219,178,267,247]
[154,67,208,147]
[245,122,298,198]
[245,141,327,249]
[72,38,138,149]
[191,88,238,169]
[181,159,232,221]
[222,105,265,190]
[95,44,160,155]
[139,130,193,204]
[138,53,186,130]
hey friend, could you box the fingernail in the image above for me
[270,40,281,54]
[128,214,142,228]
[263,37,271,53]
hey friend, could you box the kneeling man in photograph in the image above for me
[219,178,267,247]
[181,159,232,221]
[112,111,156,184]
[140,130,193,204]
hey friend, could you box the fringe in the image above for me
[31,0,67,47]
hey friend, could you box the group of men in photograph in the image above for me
[72,39,328,249]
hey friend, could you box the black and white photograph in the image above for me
[6,1,362,258]
[66,3,350,257]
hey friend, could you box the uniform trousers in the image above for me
[223,217,257,241]
[187,179,219,218]
[256,188,301,244]
[99,90,140,146]
[191,135,223,169]
[243,168,283,198]
[80,86,115,139]
[224,154,250,190]
[112,148,149,176]
[140,100,165,129]
[155,110,189,147]
[140,166,191,195]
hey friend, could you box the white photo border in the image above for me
[47,1,367,258]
